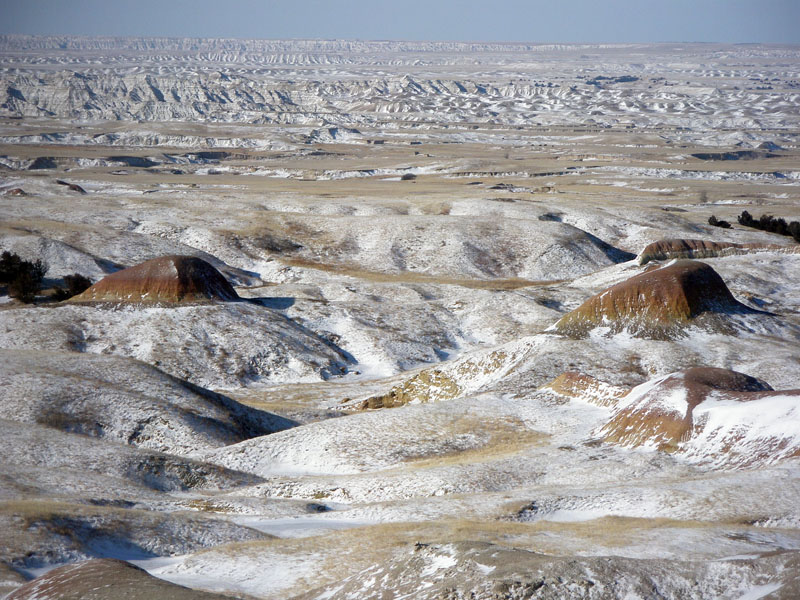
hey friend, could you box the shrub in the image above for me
[708,215,731,229]
[738,210,754,227]
[790,222,800,243]
[8,270,39,303]
[9,262,47,302]
[52,273,93,301]
[51,287,71,301]
[1,251,48,303]
[0,251,22,283]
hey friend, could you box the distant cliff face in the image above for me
[2,37,797,135]
[70,255,239,304]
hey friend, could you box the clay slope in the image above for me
[0,420,268,575]
[0,418,261,495]
[70,255,239,303]
[298,540,800,600]
[0,350,294,455]
[553,260,759,339]
[0,302,353,389]
[599,367,800,468]
[638,239,799,265]
[6,559,231,600]
[541,372,627,407]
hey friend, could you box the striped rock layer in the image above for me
[71,255,239,303]
[638,238,799,265]
[598,367,800,468]
[553,260,753,339]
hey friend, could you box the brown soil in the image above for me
[554,260,752,338]
[70,255,239,304]
[601,367,793,454]
[638,238,799,265]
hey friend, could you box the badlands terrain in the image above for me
[1,36,800,599]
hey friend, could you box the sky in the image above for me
[2,0,799,44]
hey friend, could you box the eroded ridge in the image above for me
[70,255,239,304]
[553,260,760,339]
[600,368,800,468]
[638,239,800,266]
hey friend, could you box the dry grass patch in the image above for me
[223,376,396,420]
[357,347,526,410]
[280,256,554,290]
[399,415,549,469]
[447,515,727,556]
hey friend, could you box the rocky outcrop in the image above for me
[55,179,87,194]
[541,372,627,407]
[638,239,799,265]
[553,260,757,338]
[599,367,800,467]
[351,341,533,410]
[359,369,461,409]
[27,156,57,170]
[70,255,239,304]
[690,150,778,161]
[6,558,231,600]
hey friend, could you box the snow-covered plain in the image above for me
[1,37,800,599]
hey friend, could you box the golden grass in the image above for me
[222,375,397,416]
[0,497,256,527]
[280,256,555,290]
[0,498,115,521]
[398,415,548,469]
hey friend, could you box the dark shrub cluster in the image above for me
[708,215,731,229]
[0,250,48,303]
[52,273,93,301]
[738,211,800,242]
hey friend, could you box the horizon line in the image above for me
[1,34,797,47]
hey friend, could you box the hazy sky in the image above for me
[2,0,799,44]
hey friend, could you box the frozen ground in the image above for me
[1,37,800,599]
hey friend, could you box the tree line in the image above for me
[737,211,800,243]
[0,251,91,303]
